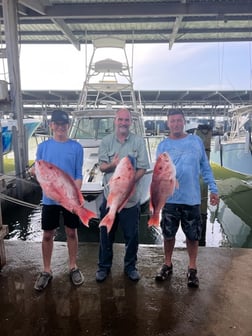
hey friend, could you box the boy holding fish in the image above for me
[96,108,150,282]
[32,110,86,291]
[153,110,219,288]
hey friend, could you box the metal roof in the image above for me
[1,1,252,50]
[1,1,252,118]
[18,89,252,117]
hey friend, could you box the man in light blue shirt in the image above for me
[155,110,219,288]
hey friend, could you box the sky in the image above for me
[2,41,252,91]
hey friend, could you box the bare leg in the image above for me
[65,226,78,270]
[163,237,175,266]
[186,238,198,269]
[42,229,55,273]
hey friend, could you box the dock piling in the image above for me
[196,125,213,247]
[0,177,9,268]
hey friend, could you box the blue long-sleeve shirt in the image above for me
[157,134,218,205]
[36,138,84,205]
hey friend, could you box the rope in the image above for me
[0,193,40,209]
[0,173,40,186]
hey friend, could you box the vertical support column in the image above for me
[0,122,4,173]
[0,178,9,268]
[196,125,213,247]
[2,0,26,178]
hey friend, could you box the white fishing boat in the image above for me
[1,117,41,155]
[211,105,252,176]
[69,37,153,216]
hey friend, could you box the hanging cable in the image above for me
[0,193,40,209]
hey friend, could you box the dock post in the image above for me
[196,125,212,247]
[0,124,3,173]
[0,177,9,268]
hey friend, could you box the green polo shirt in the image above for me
[98,132,150,207]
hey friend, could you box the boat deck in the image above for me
[1,241,252,336]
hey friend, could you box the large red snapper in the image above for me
[148,152,178,227]
[35,160,96,227]
[99,156,136,233]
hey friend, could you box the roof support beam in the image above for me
[19,0,47,15]
[51,18,80,50]
[169,16,183,50]
[169,0,186,50]
[44,3,252,19]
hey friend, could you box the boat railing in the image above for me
[144,135,164,163]
[228,106,252,139]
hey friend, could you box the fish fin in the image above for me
[99,213,115,233]
[77,207,96,227]
[149,199,154,213]
[78,192,85,206]
[127,155,136,169]
[148,214,160,227]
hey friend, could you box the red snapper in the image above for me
[35,160,96,227]
[148,152,178,227]
[99,156,136,233]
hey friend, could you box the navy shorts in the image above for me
[160,203,202,241]
[41,205,80,230]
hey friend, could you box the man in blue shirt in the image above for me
[33,109,85,291]
[155,110,219,287]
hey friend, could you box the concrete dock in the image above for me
[0,241,252,336]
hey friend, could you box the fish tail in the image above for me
[149,200,154,213]
[99,213,115,234]
[77,207,96,227]
[148,213,160,227]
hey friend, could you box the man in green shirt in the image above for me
[96,108,150,282]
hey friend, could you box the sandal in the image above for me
[70,268,84,286]
[34,272,53,291]
[155,264,173,281]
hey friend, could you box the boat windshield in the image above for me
[70,116,143,139]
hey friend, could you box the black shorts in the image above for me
[160,203,202,241]
[41,205,80,230]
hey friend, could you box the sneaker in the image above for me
[155,264,173,281]
[125,269,140,282]
[96,269,109,282]
[34,272,53,291]
[70,268,84,286]
[187,268,199,288]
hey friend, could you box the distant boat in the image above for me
[1,118,41,155]
[144,119,169,136]
[185,117,215,133]
[144,117,216,136]
[69,37,153,216]
[211,105,252,176]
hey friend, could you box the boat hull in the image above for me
[210,141,252,176]
[1,119,41,155]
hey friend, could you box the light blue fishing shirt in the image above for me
[99,132,150,208]
[157,134,218,205]
[36,138,83,205]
